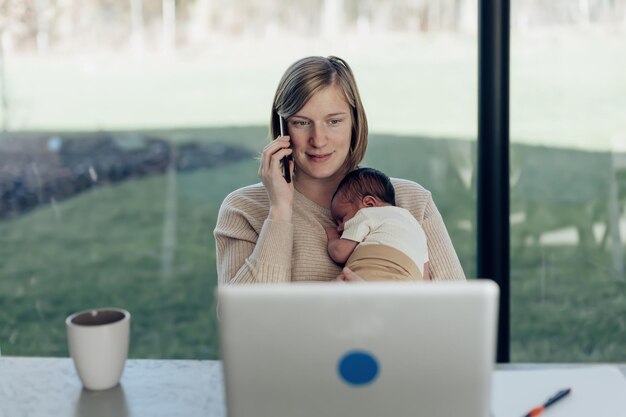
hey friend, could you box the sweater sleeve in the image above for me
[421,193,466,281]
[214,191,294,285]
[393,179,466,281]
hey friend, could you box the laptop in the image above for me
[218,280,499,417]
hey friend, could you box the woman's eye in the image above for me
[329,119,342,125]
[291,120,309,127]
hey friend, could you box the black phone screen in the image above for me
[279,116,292,183]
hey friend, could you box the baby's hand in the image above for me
[325,226,341,241]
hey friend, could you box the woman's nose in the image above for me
[309,123,328,148]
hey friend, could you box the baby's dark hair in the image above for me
[333,167,396,206]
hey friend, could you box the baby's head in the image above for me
[330,167,396,231]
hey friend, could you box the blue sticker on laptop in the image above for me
[337,350,379,386]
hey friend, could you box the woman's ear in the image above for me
[362,195,378,207]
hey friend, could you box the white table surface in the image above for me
[1,357,625,417]
[0,357,226,417]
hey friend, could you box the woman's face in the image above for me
[287,84,353,184]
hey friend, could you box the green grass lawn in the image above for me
[1,126,625,361]
[0,156,259,358]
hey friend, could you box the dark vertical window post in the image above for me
[478,0,510,363]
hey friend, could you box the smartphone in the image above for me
[279,116,292,183]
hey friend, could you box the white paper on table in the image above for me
[491,366,626,417]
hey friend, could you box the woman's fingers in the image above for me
[259,148,293,179]
[261,135,290,154]
[259,136,291,177]
[341,267,365,282]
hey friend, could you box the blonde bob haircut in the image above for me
[270,56,368,174]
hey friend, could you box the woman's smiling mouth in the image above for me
[307,153,333,163]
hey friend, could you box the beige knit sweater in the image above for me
[214,178,466,284]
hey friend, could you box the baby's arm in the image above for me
[325,227,359,265]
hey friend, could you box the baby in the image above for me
[326,167,430,281]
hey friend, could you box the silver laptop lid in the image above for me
[218,280,499,417]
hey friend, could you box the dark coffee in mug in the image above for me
[71,310,126,326]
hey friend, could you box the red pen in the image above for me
[522,387,572,417]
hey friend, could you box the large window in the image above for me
[510,1,626,361]
[5,1,623,363]
[1,0,477,358]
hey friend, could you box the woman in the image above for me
[214,56,465,284]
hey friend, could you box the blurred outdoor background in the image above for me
[1,0,625,361]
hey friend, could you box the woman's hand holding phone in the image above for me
[258,129,294,222]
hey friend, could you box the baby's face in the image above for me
[330,194,363,233]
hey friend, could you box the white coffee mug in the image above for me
[66,308,131,391]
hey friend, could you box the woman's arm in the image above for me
[214,190,294,285]
[393,179,466,281]
[214,132,297,285]
[421,195,466,280]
